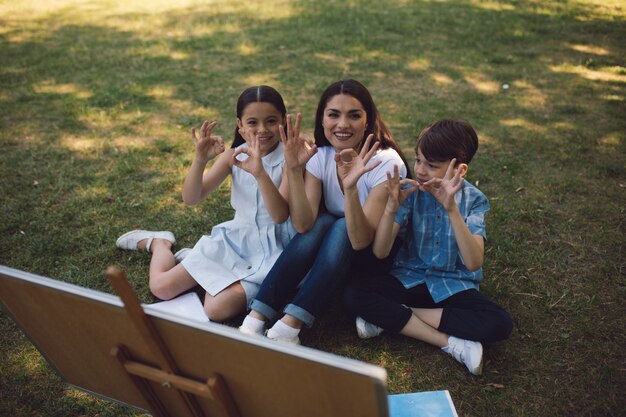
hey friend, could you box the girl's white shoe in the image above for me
[116,230,175,252]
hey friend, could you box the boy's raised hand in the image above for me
[335,134,381,190]
[232,128,266,178]
[423,158,464,211]
[385,164,419,213]
[279,113,317,170]
[191,120,225,164]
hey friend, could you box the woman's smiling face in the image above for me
[322,94,367,152]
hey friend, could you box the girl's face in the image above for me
[237,102,284,155]
[413,147,465,183]
[322,94,368,151]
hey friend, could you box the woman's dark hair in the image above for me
[313,79,411,177]
[416,119,478,165]
[232,85,287,148]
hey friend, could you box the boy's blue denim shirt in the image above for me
[391,181,489,302]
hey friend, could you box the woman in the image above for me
[239,79,410,343]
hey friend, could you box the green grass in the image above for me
[1,0,625,416]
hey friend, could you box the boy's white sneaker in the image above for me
[356,316,384,339]
[443,336,484,375]
[266,328,300,345]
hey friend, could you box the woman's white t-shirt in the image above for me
[305,146,408,217]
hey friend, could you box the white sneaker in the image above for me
[356,316,384,339]
[174,248,191,263]
[116,230,175,252]
[266,328,300,345]
[443,336,483,375]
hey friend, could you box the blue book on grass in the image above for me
[388,390,458,417]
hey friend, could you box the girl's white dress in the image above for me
[181,142,295,302]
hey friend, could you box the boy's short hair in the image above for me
[415,119,479,164]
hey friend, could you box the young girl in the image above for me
[116,85,295,322]
[239,79,411,343]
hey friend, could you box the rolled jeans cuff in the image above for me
[284,303,315,328]
[250,299,279,322]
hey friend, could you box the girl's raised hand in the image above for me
[422,158,463,211]
[335,134,381,190]
[232,127,266,178]
[191,120,225,164]
[385,165,419,213]
[280,113,317,169]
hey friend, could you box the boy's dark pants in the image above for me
[343,274,512,343]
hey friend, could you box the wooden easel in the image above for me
[105,266,241,417]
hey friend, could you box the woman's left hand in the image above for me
[335,134,381,190]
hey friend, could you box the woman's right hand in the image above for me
[280,113,317,170]
[191,120,225,164]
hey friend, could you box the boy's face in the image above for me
[413,148,466,183]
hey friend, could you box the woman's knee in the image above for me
[321,219,352,255]
[294,213,337,248]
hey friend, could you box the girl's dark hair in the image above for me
[313,79,411,177]
[232,85,287,148]
[416,119,479,165]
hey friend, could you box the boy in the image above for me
[343,119,512,375]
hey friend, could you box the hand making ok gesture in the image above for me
[334,134,381,190]
[420,159,464,212]
[279,113,317,170]
[191,120,225,164]
[384,164,419,213]
[232,127,267,178]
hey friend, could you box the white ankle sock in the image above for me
[241,315,266,334]
[269,320,300,339]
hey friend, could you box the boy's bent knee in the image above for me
[481,309,513,342]
[494,309,513,340]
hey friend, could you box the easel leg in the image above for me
[112,345,172,417]
[208,373,243,417]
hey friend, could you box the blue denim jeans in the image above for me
[251,213,355,327]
